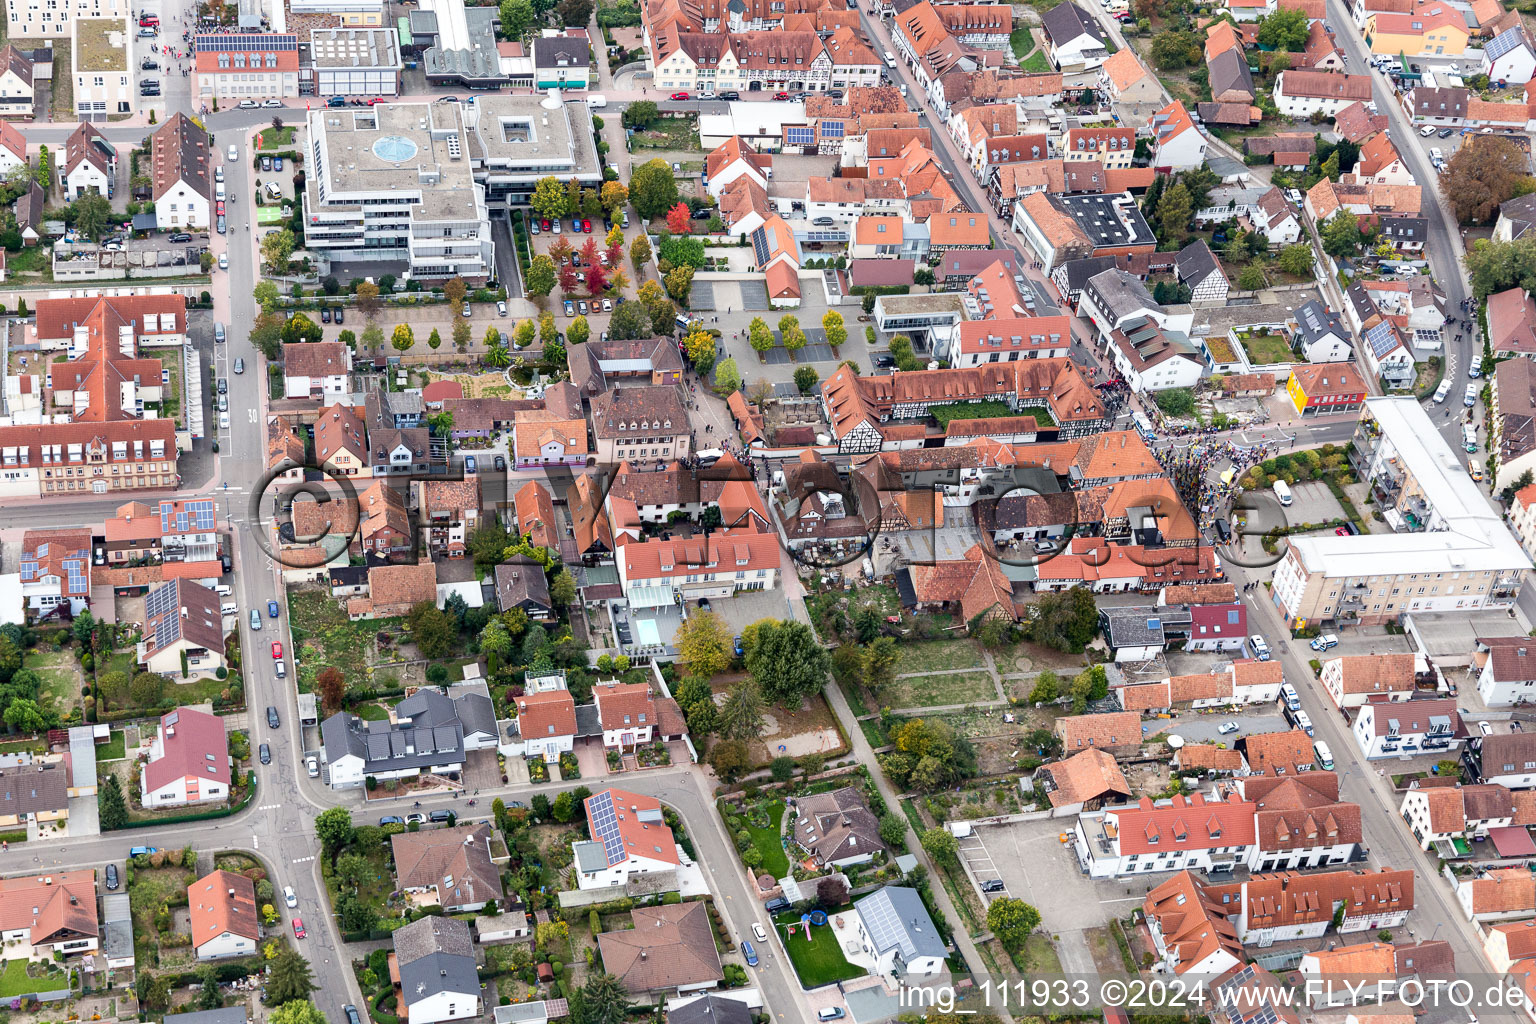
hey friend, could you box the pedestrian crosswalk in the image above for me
[257,803,282,811]
[292,855,317,865]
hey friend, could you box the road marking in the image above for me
[257,803,281,810]
[252,835,258,849]
[293,855,317,864]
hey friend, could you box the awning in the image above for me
[1489,826,1536,857]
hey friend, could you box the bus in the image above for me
[1132,411,1155,441]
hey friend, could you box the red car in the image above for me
[366,97,385,105]
[216,200,225,216]
[773,91,790,100]
[1334,527,1351,536]
[581,219,592,233]
[669,91,690,100]
[540,219,551,230]
[271,642,283,659]
[292,918,306,939]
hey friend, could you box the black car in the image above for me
[267,706,280,729]
[168,232,191,243]
[691,208,712,219]
[494,455,506,472]
[333,307,344,324]
[874,355,895,368]
[428,809,453,823]
[981,879,1005,893]
[321,307,331,323]
[344,1007,362,1024]
[104,864,119,890]
[259,743,271,765]
[719,90,740,100]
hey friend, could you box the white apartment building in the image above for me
[302,100,494,283]
[7,0,127,39]
[1271,398,1531,628]
[72,16,132,120]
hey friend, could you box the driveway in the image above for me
[1159,708,1292,744]
[463,749,501,794]
[573,737,609,778]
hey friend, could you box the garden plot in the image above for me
[926,706,1060,776]
[710,674,843,762]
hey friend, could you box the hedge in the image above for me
[849,284,910,298]
[163,955,267,986]
[120,776,257,829]
[0,830,26,845]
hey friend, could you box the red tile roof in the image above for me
[516,689,577,740]
[189,869,259,946]
[1111,793,1258,856]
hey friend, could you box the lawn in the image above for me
[288,586,406,695]
[929,400,1013,427]
[746,801,789,878]
[631,118,700,152]
[129,865,196,962]
[882,672,997,709]
[96,729,126,761]
[257,126,296,149]
[1237,330,1294,366]
[1017,404,1056,426]
[1019,49,1052,72]
[25,650,80,718]
[895,641,987,675]
[0,957,68,998]
[774,913,866,988]
[6,245,51,276]
[324,841,396,918]
[150,350,182,423]
[1009,28,1033,62]
[356,703,391,721]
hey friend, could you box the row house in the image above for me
[1032,538,1223,593]
[0,420,179,500]
[927,67,1062,123]
[1273,70,1373,117]
[1345,131,1414,187]
[369,427,431,477]
[942,316,1073,368]
[1144,868,1413,971]
[651,28,836,93]
[1320,652,1418,708]
[1476,636,1536,707]
[419,479,480,558]
[20,528,92,617]
[615,527,780,606]
[1400,783,1515,850]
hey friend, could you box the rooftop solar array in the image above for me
[1365,321,1400,358]
[196,33,298,51]
[145,581,184,649]
[587,791,625,866]
[161,499,216,534]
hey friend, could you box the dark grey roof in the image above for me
[1207,47,1254,101]
[384,390,423,417]
[1100,606,1169,649]
[395,917,478,1005]
[454,692,497,740]
[495,557,553,613]
[329,564,369,587]
[1055,193,1157,248]
[1040,1,1105,47]
[854,886,947,962]
[1175,239,1221,288]
[533,36,589,68]
[667,995,753,1024]
[14,180,42,231]
[1085,268,1158,321]
[322,707,465,773]
[1054,255,1120,295]
[1292,299,1346,346]
[164,1009,249,1024]
[1500,193,1536,240]
[1380,216,1426,241]
[574,702,602,738]
[1345,279,1379,324]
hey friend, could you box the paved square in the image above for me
[1285,480,1346,528]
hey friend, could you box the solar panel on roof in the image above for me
[587,791,625,866]
[1486,27,1525,59]
[1366,322,1400,358]
[196,33,299,51]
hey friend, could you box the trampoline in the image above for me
[808,910,828,926]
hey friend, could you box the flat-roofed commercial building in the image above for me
[465,93,602,207]
[302,101,493,283]
[1271,397,1531,627]
[306,27,401,97]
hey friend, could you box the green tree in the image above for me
[718,677,765,740]
[391,323,415,351]
[1278,243,1314,277]
[539,310,560,343]
[261,229,296,274]
[713,356,742,394]
[550,568,577,607]
[1156,183,1193,241]
[865,637,899,694]
[3,698,47,734]
[453,317,473,350]
[1155,388,1195,416]
[778,314,806,354]
[1236,265,1266,291]
[98,774,128,830]
[314,807,354,861]
[515,319,537,348]
[266,960,319,1007]
[71,192,112,239]
[568,315,590,346]
[196,965,223,1009]
[878,814,908,848]
[361,322,385,357]
[987,898,1043,954]
[253,280,280,312]
[770,756,796,782]
[282,313,323,345]
[793,365,819,394]
[408,602,455,659]
[629,158,680,219]
[526,255,557,297]
[1149,30,1201,69]
[130,670,164,707]
[1256,6,1309,49]
[621,100,660,129]
[741,619,829,710]
[1027,670,1060,704]
[1019,586,1099,654]
[499,0,534,36]
[1321,212,1364,257]
[748,317,775,357]
[920,826,959,867]
[552,790,576,822]
[578,972,631,1024]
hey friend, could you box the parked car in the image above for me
[406,813,426,825]
[334,307,343,324]
[168,232,192,243]
[232,357,245,374]
[274,156,283,171]
[719,90,740,100]
[271,642,283,660]
[602,298,613,312]
[564,300,575,316]
[249,610,261,631]
[582,219,592,232]
[344,1007,362,1024]
[306,755,319,777]
[263,99,283,108]
[752,923,768,941]
[238,99,259,109]
[218,253,228,270]
[259,743,271,764]
[428,809,453,823]
[321,307,331,323]
[497,300,508,316]
[261,156,272,172]
[494,455,507,471]
[669,91,691,100]
[379,816,405,826]
[742,941,758,967]
[774,91,790,100]
[1438,126,1456,137]
[284,886,297,908]
[105,864,119,890]
[464,455,477,474]
[218,377,228,395]
[268,599,280,617]
[981,879,1005,892]
[267,706,280,729]
[1218,721,1240,735]
[462,301,472,317]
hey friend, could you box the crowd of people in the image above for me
[1157,438,1281,534]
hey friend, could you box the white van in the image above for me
[586,95,608,108]
[265,181,284,201]
[220,602,238,616]
[1249,634,1271,661]
[1294,709,1315,737]
[275,660,287,679]
[213,584,233,596]
[1280,683,1301,712]
[1433,379,1452,403]
[1314,740,1334,770]
[215,180,226,201]
[1273,479,1292,506]
[1310,633,1339,652]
